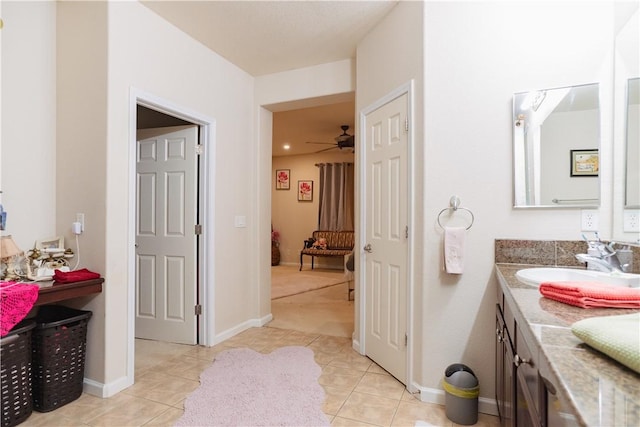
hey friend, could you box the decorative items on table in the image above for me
[0,235,23,281]
[0,281,39,336]
[26,237,74,281]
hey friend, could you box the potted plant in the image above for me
[271,227,281,266]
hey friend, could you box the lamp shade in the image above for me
[1,235,22,259]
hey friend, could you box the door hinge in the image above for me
[195,144,204,155]
[405,225,409,239]
[404,117,409,132]
[195,304,202,315]
[195,224,203,235]
[405,333,408,346]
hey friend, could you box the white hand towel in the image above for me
[444,226,466,274]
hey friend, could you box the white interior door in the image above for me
[363,93,408,383]
[135,125,199,344]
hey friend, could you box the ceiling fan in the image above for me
[306,125,355,153]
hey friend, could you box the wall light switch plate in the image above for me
[623,210,640,232]
[581,209,599,231]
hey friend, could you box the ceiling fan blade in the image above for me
[314,146,338,153]
[306,141,335,145]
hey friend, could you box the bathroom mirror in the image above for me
[625,77,639,208]
[513,83,600,208]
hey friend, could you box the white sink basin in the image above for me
[515,267,640,288]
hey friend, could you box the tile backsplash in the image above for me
[495,239,640,274]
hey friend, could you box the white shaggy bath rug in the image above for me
[174,346,329,426]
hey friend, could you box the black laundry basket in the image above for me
[1,319,36,427]
[31,306,92,412]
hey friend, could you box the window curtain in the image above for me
[317,162,354,231]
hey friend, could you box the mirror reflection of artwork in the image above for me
[571,149,599,177]
[626,78,639,208]
[513,83,600,207]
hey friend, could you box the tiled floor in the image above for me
[21,327,498,427]
[20,273,499,427]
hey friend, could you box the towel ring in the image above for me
[437,196,474,230]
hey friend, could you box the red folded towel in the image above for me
[53,268,101,284]
[539,281,640,309]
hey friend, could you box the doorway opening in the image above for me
[268,95,356,339]
[128,89,216,386]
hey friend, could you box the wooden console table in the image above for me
[35,278,104,306]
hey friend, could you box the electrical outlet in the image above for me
[624,210,640,232]
[581,209,599,231]
[76,213,85,232]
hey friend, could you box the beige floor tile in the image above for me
[453,412,500,427]
[329,350,374,372]
[355,372,405,400]
[21,410,90,427]
[142,407,184,426]
[331,415,380,426]
[322,385,354,415]
[337,391,400,426]
[391,400,452,427]
[123,371,199,406]
[87,397,170,427]
[319,367,365,390]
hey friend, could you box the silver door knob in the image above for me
[363,243,372,253]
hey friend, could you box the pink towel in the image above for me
[539,281,640,309]
[0,281,39,337]
[444,227,465,274]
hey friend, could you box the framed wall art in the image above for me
[570,149,599,177]
[298,180,313,201]
[275,169,290,190]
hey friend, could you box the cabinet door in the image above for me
[496,309,505,420]
[516,368,541,427]
[496,305,515,427]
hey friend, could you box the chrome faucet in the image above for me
[576,240,629,273]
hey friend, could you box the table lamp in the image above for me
[1,235,23,280]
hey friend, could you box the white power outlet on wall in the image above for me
[581,209,599,231]
[623,210,640,232]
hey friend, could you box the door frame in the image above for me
[127,88,217,381]
[357,81,415,392]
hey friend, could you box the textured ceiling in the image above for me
[140,1,398,156]
[141,0,398,76]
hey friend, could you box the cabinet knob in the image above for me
[514,354,530,367]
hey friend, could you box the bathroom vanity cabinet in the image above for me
[495,264,640,427]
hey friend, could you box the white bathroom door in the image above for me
[363,93,408,383]
[135,125,199,344]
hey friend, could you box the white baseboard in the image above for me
[414,384,498,416]
[83,374,133,398]
[213,314,273,345]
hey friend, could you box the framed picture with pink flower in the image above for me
[275,169,290,190]
[298,180,313,201]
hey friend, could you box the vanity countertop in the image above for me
[495,263,640,427]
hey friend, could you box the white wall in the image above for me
[356,0,426,392]
[1,1,57,249]
[357,0,616,407]
[8,0,259,394]
[419,1,614,405]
